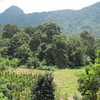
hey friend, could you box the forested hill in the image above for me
[0,2,100,37]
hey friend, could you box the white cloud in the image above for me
[0,0,99,13]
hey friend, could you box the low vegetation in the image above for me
[0,70,37,99]
[78,49,100,100]
[31,73,55,100]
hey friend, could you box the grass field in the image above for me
[6,68,85,99]
[54,69,85,99]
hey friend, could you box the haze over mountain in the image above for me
[0,2,100,37]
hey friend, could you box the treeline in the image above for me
[0,22,100,68]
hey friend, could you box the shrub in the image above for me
[0,57,10,70]
[0,57,20,70]
[78,66,100,100]
[19,65,27,68]
[37,65,58,71]
[78,49,100,100]
[11,58,20,67]
[27,57,40,68]
[31,72,56,100]
[0,92,8,100]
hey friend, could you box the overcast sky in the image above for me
[0,0,99,13]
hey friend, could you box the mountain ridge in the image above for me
[0,2,100,37]
[3,6,24,14]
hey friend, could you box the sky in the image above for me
[0,0,99,13]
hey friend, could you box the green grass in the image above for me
[54,68,85,98]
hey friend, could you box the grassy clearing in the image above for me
[54,68,85,98]
[6,68,85,99]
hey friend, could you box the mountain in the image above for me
[0,2,100,37]
[3,6,24,15]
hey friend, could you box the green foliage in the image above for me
[55,89,61,100]
[38,22,61,36]
[0,70,36,100]
[31,72,55,100]
[24,26,37,36]
[6,32,31,58]
[78,49,100,100]
[0,92,8,100]
[0,57,10,70]
[2,24,20,38]
[19,65,27,68]
[66,37,85,67]
[26,57,40,68]
[78,66,99,100]
[29,23,69,68]
[10,32,31,47]
[37,65,58,71]
[30,30,47,51]
[15,44,32,65]
[80,30,96,63]
[0,57,20,70]
[43,35,69,68]
[0,23,99,68]
[0,37,10,58]
[10,58,20,68]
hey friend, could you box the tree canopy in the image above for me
[0,23,99,68]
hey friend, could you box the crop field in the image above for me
[6,68,85,99]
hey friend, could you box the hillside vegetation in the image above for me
[0,2,100,36]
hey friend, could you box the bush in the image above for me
[0,57,11,70]
[31,72,56,100]
[78,66,100,100]
[11,58,20,67]
[0,92,8,100]
[27,57,40,68]
[37,65,58,71]
[78,49,100,100]
[0,57,20,70]
[0,62,8,70]
[19,65,27,68]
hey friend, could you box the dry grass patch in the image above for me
[6,68,50,75]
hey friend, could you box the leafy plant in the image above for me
[31,72,56,100]
[37,65,58,71]
[78,49,100,100]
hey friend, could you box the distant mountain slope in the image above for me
[0,2,100,37]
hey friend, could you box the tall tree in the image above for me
[66,37,85,67]
[38,22,61,42]
[6,32,31,58]
[2,24,20,38]
[41,35,69,68]
[14,44,32,65]
[80,30,96,63]
[30,30,47,51]
[23,26,37,36]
